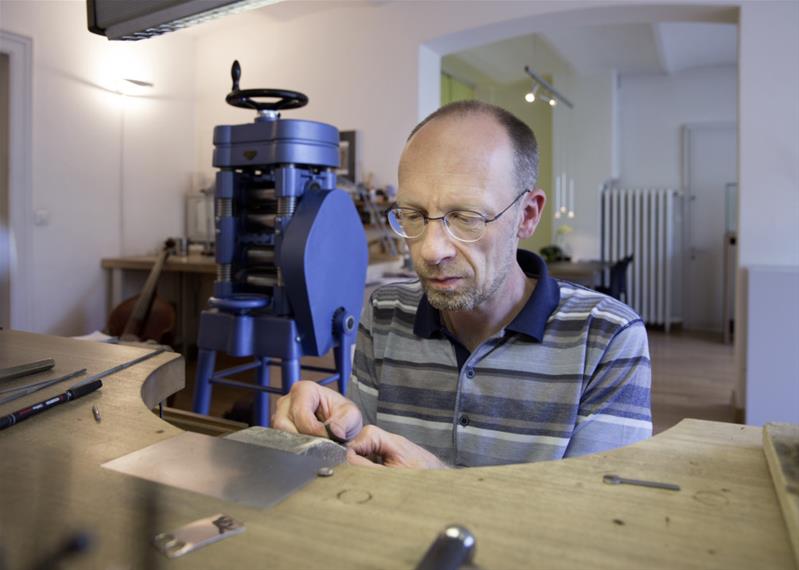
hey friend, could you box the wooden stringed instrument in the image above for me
[106,239,177,344]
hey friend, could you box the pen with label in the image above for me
[0,379,103,430]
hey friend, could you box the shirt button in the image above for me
[465,368,475,379]
[459,415,470,427]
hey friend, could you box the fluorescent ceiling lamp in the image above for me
[87,0,281,41]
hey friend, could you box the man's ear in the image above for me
[517,189,546,239]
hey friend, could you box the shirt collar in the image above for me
[413,249,561,342]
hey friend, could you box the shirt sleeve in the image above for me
[564,320,653,457]
[347,292,380,426]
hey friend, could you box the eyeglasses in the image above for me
[386,189,530,243]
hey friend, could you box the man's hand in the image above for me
[346,425,449,469]
[272,381,363,441]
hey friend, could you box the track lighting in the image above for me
[523,65,574,109]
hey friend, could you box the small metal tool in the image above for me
[0,358,55,382]
[83,348,165,384]
[415,525,477,570]
[92,405,102,423]
[603,474,681,491]
[153,513,244,559]
[0,369,87,406]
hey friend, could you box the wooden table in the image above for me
[547,261,613,288]
[102,254,216,354]
[102,253,216,310]
[0,330,794,569]
[548,260,612,287]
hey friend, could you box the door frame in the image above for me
[680,121,737,333]
[0,31,34,331]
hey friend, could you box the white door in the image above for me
[683,124,737,333]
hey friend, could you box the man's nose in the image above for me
[419,218,456,265]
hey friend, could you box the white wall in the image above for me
[619,65,737,188]
[745,266,799,425]
[0,0,196,335]
[738,2,799,268]
[737,0,799,415]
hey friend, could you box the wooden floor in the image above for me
[649,328,737,434]
[172,328,739,434]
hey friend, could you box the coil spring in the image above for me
[277,196,296,217]
[217,264,232,282]
[216,198,233,217]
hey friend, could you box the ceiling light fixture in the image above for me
[88,0,281,41]
[523,65,574,109]
[524,83,539,103]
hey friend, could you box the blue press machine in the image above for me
[193,61,368,426]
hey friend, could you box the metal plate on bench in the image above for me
[102,431,326,509]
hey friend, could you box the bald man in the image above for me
[273,101,652,468]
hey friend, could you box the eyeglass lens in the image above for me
[388,209,485,242]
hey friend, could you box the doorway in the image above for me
[1,53,8,327]
[682,123,737,334]
[0,31,33,331]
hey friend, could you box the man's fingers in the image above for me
[327,404,363,441]
[270,380,364,440]
[270,382,325,436]
[290,404,328,438]
[347,425,385,456]
[346,425,448,469]
[346,448,383,467]
[271,416,299,434]
[271,396,299,433]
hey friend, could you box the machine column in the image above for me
[193,348,217,415]
[281,358,301,394]
[254,357,272,427]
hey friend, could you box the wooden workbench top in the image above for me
[0,330,794,569]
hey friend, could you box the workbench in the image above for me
[0,330,794,569]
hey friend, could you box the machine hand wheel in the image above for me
[225,60,308,112]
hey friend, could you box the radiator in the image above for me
[600,187,680,330]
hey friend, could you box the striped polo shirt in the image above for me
[349,250,652,467]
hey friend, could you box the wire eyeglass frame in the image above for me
[386,188,531,243]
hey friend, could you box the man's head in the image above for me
[407,101,540,194]
[396,101,546,312]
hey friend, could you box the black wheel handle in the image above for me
[225,60,308,112]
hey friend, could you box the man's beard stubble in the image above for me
[419,244,517,312]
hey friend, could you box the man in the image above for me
[273,101,652,468]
